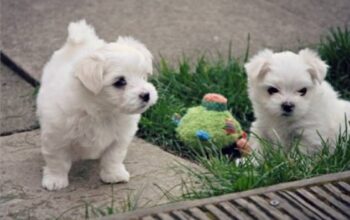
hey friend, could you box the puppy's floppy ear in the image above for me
[299,48,328,84]
[244,49,273,80]
[75,54,105,95]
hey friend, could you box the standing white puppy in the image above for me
[37,20,158,190]
[245,49,350,155]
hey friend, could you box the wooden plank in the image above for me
[101,171,350,220]
[219,202,254,220]
[324,183,350,204]
[171,210,195,220]
[309,186,350,218]
[142,216,157,220]
[249,195,292,220]
[156,213,176,220]
[234,198,271,220]
[204,204,231,220]
[296,188,347,219]
[188,207,211,220]
[337,181,350,192]
[283,190,332,220]
[278,191,328,219]
[265,192,310,220]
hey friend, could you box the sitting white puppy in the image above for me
[37,20,158,190]
[245,49,350,155]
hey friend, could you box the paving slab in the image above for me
[0,130,198,220]
[0,64,38,135]
[2,0,349,81]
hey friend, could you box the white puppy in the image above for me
[37,20,158,190]
[245,49,350,155]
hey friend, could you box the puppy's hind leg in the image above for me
[99,139,131,184]
[41,140,72,191]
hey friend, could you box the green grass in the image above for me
[318,27,350,99]
[179,127,349,199]
[137,27,350,200]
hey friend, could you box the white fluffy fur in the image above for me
[37,20,158,190]
[245,49,350,155]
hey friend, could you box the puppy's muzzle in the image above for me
[281,102,295,114]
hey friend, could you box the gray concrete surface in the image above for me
[0,64,38,135]
[0,130,198,219]
[2,0,349,81]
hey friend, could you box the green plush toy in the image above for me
[173,93,250,158]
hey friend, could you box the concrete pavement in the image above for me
[2,0,349,81]
[0,130,198,219]
[0,64,38,135]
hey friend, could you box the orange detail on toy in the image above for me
[203,93,227,104]
[236,138,247,149]
[236,138,252,156]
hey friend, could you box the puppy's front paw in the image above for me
[42,174,69,191]
[100,164,130,183]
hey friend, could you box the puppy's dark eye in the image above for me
[267,87,279,95]
[113,76,127,88]
[298,88,307,96]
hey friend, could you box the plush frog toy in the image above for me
[173,93,251,158]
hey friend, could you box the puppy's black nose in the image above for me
[281,102,295,113]
[139,92,150,102]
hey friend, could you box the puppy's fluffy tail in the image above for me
[67,20,98,45]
